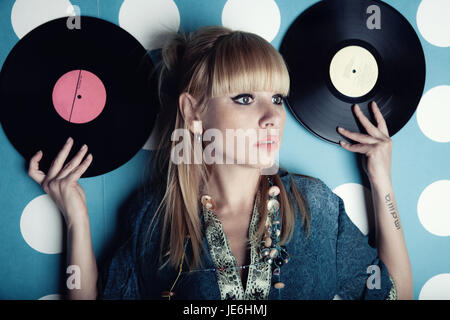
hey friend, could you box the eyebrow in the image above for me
[230,92,284,97]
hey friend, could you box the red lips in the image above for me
[254,135,279,147]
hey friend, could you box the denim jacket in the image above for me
[98,169,396,300]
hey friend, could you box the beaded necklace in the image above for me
[162,177,290,299]
[261,177,291,288]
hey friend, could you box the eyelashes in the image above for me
[232,94,254,105]
[231,93,286,106]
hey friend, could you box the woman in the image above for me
[28,26,412,300]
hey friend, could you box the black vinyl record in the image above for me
[280,0,426,144]
[0,16,159,177]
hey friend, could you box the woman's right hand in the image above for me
[28,137,93,228]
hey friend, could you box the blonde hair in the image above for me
[142,25,313,272]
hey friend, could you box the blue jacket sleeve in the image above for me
[97,237,141,299]
[334,193,394,300]
[97,193,155,300]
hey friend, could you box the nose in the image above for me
[259,103,282,129]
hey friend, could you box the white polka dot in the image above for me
[419,274,450,299]
[417,0,450,47]
[333,183,374,236]
[11,0,74,39]
[417,180,450,236]
[222,0,281,42]
[38,293,62,300]
[119,0,180,51]
[20,194,64,254]
[416,85,450,143]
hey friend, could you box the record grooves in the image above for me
[0,16,160,177]
[280,0,426,144]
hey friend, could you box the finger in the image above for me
[28,150,46,185]
[371,101,389,136]
[66,153,93,181]
[46,137,74,180]
[57,144,89,179]
[353,104,383,138]
[339,141,372,154]
[337,126,379,144]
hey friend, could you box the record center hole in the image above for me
[77,95,82,99]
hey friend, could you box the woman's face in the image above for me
[200,91,286,169]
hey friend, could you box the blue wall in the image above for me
[0,0,449,299]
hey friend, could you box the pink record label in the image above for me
[52,69,106,123]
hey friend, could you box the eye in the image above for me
[232,94,254,105]
[272,94,285,105]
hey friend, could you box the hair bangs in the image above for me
[210,32,290,98]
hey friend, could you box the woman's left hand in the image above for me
[337,101,393,185]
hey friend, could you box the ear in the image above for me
[179,92,201,134]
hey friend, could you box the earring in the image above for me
[193,120,203,143]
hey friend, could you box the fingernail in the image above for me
[81,144,87,150]
[66,137,72,144]
[355,104,360,110]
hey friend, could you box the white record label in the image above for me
[329,45,379,98]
